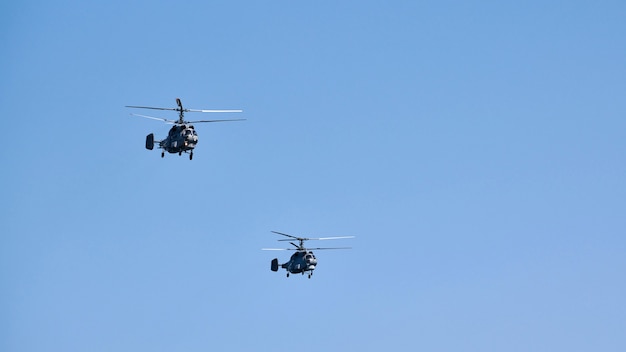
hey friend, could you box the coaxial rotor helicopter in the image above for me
[126,98,244,160]
[262,231,354,278]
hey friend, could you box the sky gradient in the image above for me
[2,1,626,351]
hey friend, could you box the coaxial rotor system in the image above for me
[126,97,244,125]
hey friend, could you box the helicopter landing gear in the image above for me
[286,273,290,278]
[189,152,193,160]
[308,273,312,279]
[161,151,164,158]
[179,151,182,156]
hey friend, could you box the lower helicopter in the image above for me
[126,98,244,160]
[262,231,354,279]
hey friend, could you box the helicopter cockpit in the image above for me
[304,252,317,265]
[183,128,197,136]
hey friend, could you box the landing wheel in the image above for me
[189,152,193,160]
[179,151,182,156]
[161,152,164,158]
[286,273,290,277]
[308,273,311,279]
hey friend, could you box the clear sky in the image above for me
[2,1,625,351]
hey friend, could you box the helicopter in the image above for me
[262,231,354,278]
[126,98,244,160]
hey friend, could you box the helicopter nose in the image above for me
[185,135,197,145]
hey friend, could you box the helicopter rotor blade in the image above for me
[186,109,243,113]
[186,119,247,123]
[130,113,177,124]
[314,236,356,241]
[271,231,302,240]
[261,247,351,251]
[126,106,242,114]
[276,235,355,241]
[126,105,180,111]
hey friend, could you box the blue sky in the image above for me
[2,1,625,351]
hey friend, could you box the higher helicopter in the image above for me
[262,231,354,278]
[126,98,243,160]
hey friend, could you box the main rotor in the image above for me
[264,231,354,251]
[126,98,244,125]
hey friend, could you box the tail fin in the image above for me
[145,133,154,150]
[271,258,279,272]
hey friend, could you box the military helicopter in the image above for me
[262,231,354,278]
[126,98,244,160]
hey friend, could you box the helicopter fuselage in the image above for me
[146,124,199,159]
[159,124,198,154]
[273,250,318,277]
